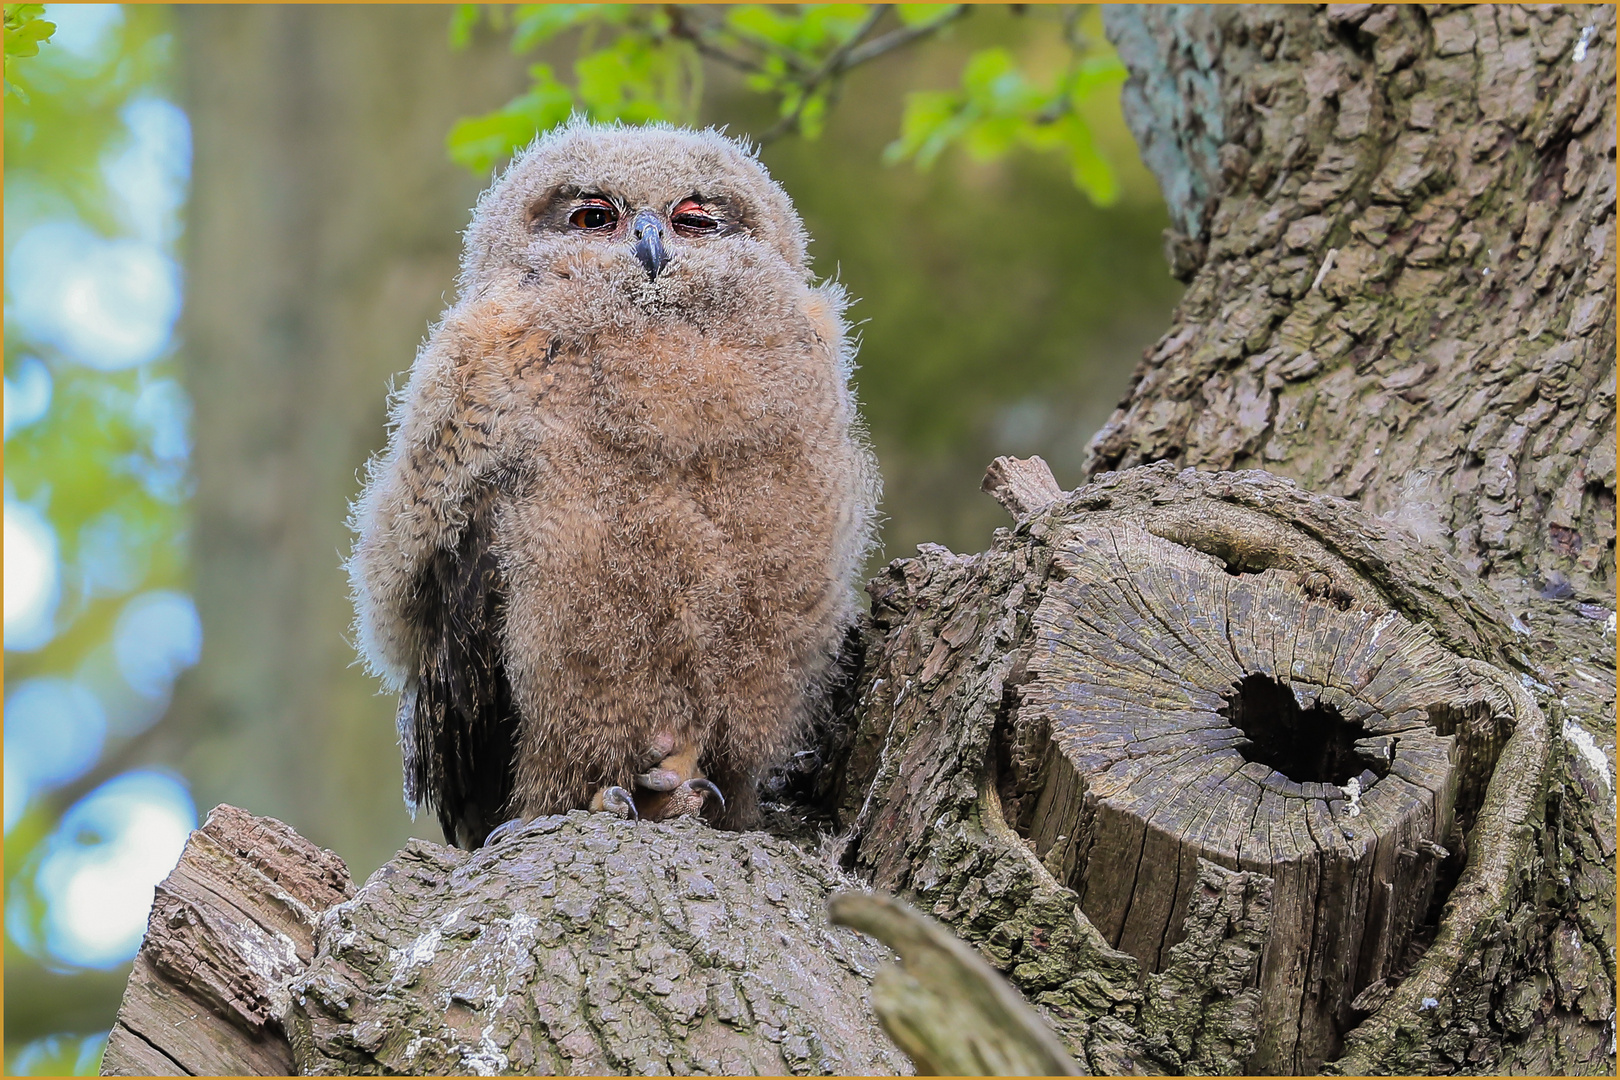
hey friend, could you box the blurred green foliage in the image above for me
[447,3,1126,205]
[886,41,1124,204]
[5,5,187,1073]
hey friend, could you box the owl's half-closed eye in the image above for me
[530,190,747,280]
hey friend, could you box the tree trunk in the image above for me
[1086,4,1615,1070]
[105,4,1614,1076]
[1091,3,1615,728]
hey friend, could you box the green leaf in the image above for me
[510,4,617,52]
[4,2,55,91]
[962,115,1020,160]
[448,4,480,50]
[726,5,803,48]
[447,63,575,172]
[796,93,828,141]
[4,4,55,58]
[959,47,1017,97]
[895,4,961,29]
[799,4,872,49]
[886,89,960,165]
[573,33,693,126]
[1067,51,1127,96]
[1052,115,1118,206]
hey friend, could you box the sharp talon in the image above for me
[483,818,528,847]
[602,785,639,820]
[687,778,725,811]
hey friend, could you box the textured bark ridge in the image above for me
[285,814,911,1076]
[829,460,1581,1074]
[1095,5,1616,609]
[101,805,355,1076]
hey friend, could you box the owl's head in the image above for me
[459,118,812,330]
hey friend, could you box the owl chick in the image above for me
[348,119,878,848]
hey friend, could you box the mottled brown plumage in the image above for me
[348,120,878,847]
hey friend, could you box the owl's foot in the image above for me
[588,785,640,820]
[639,777,725,821]
[632,739,724,821]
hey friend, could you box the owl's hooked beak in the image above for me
[630,209,669,281]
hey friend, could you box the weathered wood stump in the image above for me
[101,805,355,1076]
[1009,521,1500,1072]
[831,459,1553,1075]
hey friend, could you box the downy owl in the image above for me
[348,119,879,846]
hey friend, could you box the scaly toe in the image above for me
[685,778,725,812]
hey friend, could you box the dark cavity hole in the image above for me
[1220,674,1389,786]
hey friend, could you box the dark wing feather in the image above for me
[407,483,520,849]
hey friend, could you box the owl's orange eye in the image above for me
[671,199,719,236]
[569,200,619,231]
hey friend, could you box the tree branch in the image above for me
[759,4,896,143]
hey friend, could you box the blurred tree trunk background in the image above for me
[166,7,529,874]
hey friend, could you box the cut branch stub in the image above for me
[1006,522,1509,1074]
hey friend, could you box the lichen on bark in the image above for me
[286,814,912,1077]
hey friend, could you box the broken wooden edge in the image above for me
[982,455,1065,519]
[1062,462,1529,675]
[827,889,1082,1077]
[1329,659,1554,1074]
[1005,519,1494,1072]
[964,463,1561,1071]
[100,804,356,1077]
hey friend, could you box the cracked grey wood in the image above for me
[101,804,355,1076]
[1017,521,1481,1072]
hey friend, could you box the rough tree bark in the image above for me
[829,460,1586,1075]
[1092,3,1615,728]
[104,4,1614,1076]
[1085,4,1615,1070]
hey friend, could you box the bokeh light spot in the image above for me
[105,98,192,245]
[113,590,202,700]
[4,356,54,438]
[3,678,108,812]
[32,771,196,969]
[4,496,61,651]
[40,4,124,63]
[6,220,181,371]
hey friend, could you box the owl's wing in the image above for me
[406,482,520,849]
